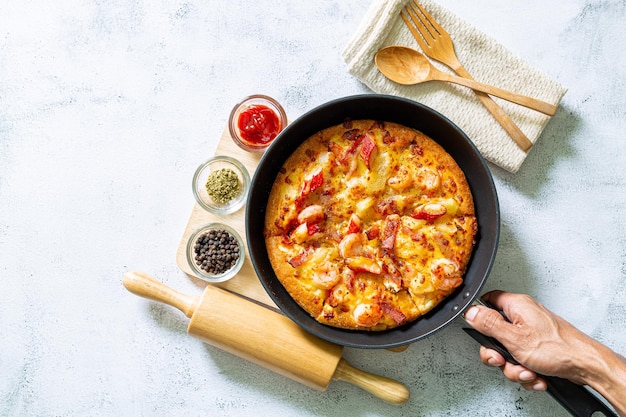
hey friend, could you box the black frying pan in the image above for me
[245,94,500,349]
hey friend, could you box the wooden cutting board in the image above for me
[175,127,278,309]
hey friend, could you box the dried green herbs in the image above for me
[205,168,240,204]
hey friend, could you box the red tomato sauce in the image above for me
[237,104,281,145]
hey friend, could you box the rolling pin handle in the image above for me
[122,271,198,318]
[333,358,410,405]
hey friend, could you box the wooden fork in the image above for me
[401,1,533,151]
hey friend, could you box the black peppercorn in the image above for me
[193,229,240,275]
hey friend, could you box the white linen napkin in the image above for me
[342,0,567,173]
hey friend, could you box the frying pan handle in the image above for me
[544,375,618,417]
[122,271,199,318]
[462,328,618,417]
[332,358,410,405]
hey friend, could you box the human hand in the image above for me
[463,290,600,390]
[464,290,626,416]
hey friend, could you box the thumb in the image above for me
[464,305,515,342]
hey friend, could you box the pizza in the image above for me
[264,119,477,331]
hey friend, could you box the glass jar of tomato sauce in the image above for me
[228,95,287,152]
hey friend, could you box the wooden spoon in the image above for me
[375,46,557,116]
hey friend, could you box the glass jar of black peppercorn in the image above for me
[186,223,245,282]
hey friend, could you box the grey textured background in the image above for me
[1,0,624,416]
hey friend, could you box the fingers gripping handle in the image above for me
[463,299,618,417]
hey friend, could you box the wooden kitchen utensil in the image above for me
[122,271,410,405]
[401,0,534,151]
[375,46,557,116]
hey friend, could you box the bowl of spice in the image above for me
[192,155,250,215]
[187,223,245,282]
[228,94,287,152]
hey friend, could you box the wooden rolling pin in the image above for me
[122,271,410,405]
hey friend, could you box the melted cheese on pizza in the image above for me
[264,120,476,331]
